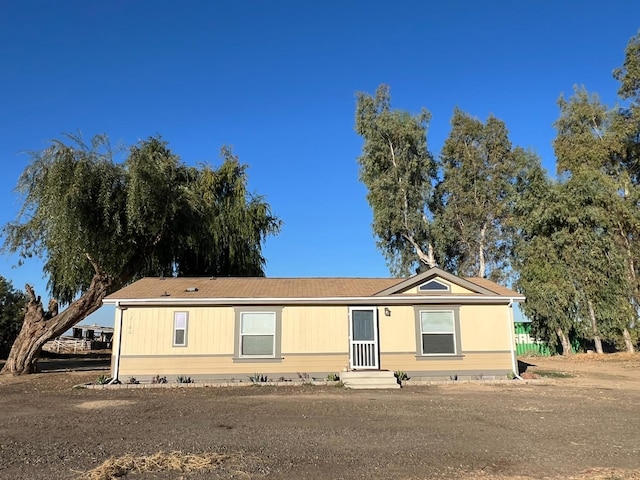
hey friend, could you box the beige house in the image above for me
[103,267,524,383]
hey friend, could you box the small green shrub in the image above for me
[95,374,109,385]
[126,376,140,385]
[249,373,268,383]
[151,375,168,384]
[326,373,340,381]
[394,370,409,381]
[176,375,194,384]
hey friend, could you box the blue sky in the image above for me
[1,1,639,325]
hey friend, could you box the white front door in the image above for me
[349,307,379,369]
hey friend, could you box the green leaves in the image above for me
[0,276,26,358]
[2,134,281,305]
[355,85,437,276]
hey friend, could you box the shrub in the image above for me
[326,373,340,381]
[151,375,168,384]
[394,370,409,381]
[126,377,140,385]
[95,374,109,385]
[176,375,194,384]
[249,373,268,383]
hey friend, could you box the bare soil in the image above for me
[1,354,639,479]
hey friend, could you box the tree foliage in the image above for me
[436,109,539,281]
[0,276,26,358]
[355,85,438,276]
[1,133,281,373]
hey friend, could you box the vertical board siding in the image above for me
[281,306,348,354]
[459,305,511,351]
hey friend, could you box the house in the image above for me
[103,267,524,383]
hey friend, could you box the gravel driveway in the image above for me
[0,355,639,479]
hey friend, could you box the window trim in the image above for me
[233,306,282,361]
[173,311,188,347]
[414,305,462,358]
[418,279,450,292]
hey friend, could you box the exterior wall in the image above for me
[112,301,514,381]
[377,303,513,377]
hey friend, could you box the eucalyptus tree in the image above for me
[0,276,26,358]
[553,88,638,352]
[355,85,439,276]
[435,109,535,282]
[1,134,280,374]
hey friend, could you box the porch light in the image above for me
[384,307,391,316]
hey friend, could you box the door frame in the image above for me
[348,306,379,370]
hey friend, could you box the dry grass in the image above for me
[74,451,248,480]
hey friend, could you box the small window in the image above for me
[173,311,188,347]
[420,310,455,355]
[240,312,276,357]
[419,280,450,292]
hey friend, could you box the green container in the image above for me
[514,322,552,356]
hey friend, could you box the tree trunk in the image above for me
[587,299,604,354]
[476,223,487,278]
[556,327,573,356]
[622,327,635,354]
[1,271,113,375]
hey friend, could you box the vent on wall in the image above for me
[185,287,199,292]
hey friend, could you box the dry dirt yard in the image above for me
[1,354,639,480]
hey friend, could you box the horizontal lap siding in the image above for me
[380,351,512,375]
[118,353,348,378]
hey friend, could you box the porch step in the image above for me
[341,370,401,389]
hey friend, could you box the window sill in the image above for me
[232,357,284,363]
[415,354,464,360]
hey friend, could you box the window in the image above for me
[420,311,455,354]
[240,312,275,356]
[414,306,461,357]
[418,279,450,292]
[234,307,282,361]
[173,311,188,347]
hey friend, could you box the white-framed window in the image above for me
[418,279,450,292]
[239,311,276,357]
[419,310,456,355]
[173,311,188,347]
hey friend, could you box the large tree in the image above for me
[0,276,26,358]
[355,85,438,276]
[1,134,280,374]
[435,109,538,281]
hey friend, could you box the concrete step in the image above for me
[346,382,401,389]
[342,370,401,389]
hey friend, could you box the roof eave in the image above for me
[104,295,525,307]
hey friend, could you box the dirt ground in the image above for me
[1,354,639,480]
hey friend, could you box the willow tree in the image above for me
[1,134,280,374]
[355,85,438,276]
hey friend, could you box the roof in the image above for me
[105,276,400,300]
[104,268,524,305]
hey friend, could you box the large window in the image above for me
[240,312,276,357]
[414,307,461,357]
[173,311,188,347]
[234,307,282,361]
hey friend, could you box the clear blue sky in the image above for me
[1,1,638,325]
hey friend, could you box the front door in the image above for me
[349,307,379,369]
